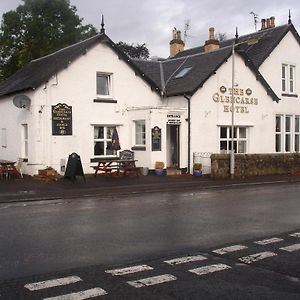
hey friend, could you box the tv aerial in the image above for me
[250,12,259,32]
[13,94,31,109]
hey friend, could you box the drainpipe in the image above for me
[184,94,191,173]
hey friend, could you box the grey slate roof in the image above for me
[0,23,298,101]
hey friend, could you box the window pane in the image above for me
[290,66,294,79]
[220,141,227,151]
[94,141,104,155]
[276,134,281,152]
[290,80,294,93]
[135,120,146,145]
[282,65,286,78]
[229,127,237,138]
[276,116,281,132]
[286,116,291,132]
[97,74,109,95]
[285,134,291,152]
[295,116,300,133]
[239,127,246,138]
[238,141,246,153]
[220,127,227,138]
[106,127,115,139]
[295,135,300,152]
[94,127,104,139]
[106,142,114,155]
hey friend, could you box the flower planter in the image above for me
[155,168,164,176]
[193,170,202,177]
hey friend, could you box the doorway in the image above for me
[167,124,180,168]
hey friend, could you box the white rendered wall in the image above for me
[189,54,276,171]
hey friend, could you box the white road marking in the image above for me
[24,276,82,291]
[254,237,284,245]
[164,255,207,265]
[239,251,277,264]
[105,264,153,276]
[43,287,107,300]
[127,274,177,288]
[289,232,300,238]
[280,243,300,252]
[212,245,248,255]
[189,263,231,276]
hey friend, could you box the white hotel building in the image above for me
[0,16,299,175]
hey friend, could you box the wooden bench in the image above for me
[119,150,140,176]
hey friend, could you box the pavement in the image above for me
[0,172,300,203]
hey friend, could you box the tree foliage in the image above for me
[216,32,227,42]
[0,0,97,80]
[116,41,150,59]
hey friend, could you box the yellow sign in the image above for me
[212,86,258,113]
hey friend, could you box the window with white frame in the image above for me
[22,124,28,158]
[1,128,7,148]
[94,126,116,156]
[96,73,112,97]
[275,114,300,153]
[282,64,296,94]
[295,116,300,152]
[134,120,146,146]
[219,126,247,154]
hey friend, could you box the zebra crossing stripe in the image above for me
[24,276,82,291]
[239,251,277,264]
[43,287,107,300]
[189,263,231,276]
[164,254,207,265]
[280,243,300,252]
[254,237,284,245]
[127,274,177,288]
[105,264,153,276]
[289,232,300,238]
[212,245,248,255]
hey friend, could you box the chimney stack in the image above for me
[204,27,220,52]
[169,28,185,57]
[261,16,275,30]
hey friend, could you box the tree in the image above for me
[116,41,150,59]
[0,0,97,80]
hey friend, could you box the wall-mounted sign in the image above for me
[151,126,161,151]
[212,86,258,114]
[52,103,72,135]
[167,113,181,125]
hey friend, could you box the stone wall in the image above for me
[211,153,300,178]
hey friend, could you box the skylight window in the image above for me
[175,66,192,78]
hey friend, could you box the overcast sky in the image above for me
[0,0,299,58]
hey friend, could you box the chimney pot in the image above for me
[209,27,215,40]
[266,18,271,28]
[270,16,275,28]
[261,19,266,30]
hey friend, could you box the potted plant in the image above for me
[193,163,202,177]
[155,161,165,176]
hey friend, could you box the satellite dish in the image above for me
[13,94,31,109]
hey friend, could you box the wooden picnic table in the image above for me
[0,160,21,179]
[93,158,139,177]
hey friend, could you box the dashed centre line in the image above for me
[164,255,207,265]
[189,263,231,276]
[105,264,153,276]
[212,245,248,255]
[24,276,82,291]
[280,243,300,252]
[239,251,277,264]
[43,287,108,300]
[127,274,177,288]
[254,237,284,245]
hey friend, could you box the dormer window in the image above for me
[175,66,192,78]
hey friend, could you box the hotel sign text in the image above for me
[212,86,258,113]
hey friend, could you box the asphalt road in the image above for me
[1,182,300,299]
